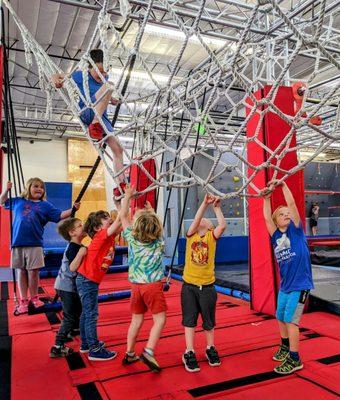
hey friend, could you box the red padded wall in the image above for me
[130,159,156,216]
[246,86,305,315]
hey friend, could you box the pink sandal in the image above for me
[14,299,29,315]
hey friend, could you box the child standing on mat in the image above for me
[0,178,80,314]
[52,49,125,197]
[50,218,86,358]
[181,194,226,373]
[262,179,314,375]
[76,210,121,361]
[119,186,167,372]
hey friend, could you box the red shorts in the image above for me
[130,281,167,315]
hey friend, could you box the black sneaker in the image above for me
[50,345,74,358]
[122,352,140,365]
[206,346,221,366]
[182,351,200,372]
[140,350,161,372]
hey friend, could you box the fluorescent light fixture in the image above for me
[144,24,232,49]
[299,151,327,158]
[109,68,173,85]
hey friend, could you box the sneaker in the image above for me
[140,349,161,372]
[14,299,29,315]
[272,345,289,362]
[88,122,104,140]
[182,351,200,373]
[113,182,126,199]
[30,296,45,308]
[50,345,74,358]
[88,346,117,361]
[206,346,221,367]
[274,354,303,375]
[122,352,140,365]
[80,341,105,354]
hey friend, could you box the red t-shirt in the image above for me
[78,228,116,284]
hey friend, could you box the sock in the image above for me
[281,337,289,348]
[126,351,135,357]
[289,351,299,361]
[186,349,194,354]
[144,347,154,356]
[55,345,61,348]
[207,345,214,350]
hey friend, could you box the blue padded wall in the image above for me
[43,182,72,250]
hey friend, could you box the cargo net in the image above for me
[4,0,340,198]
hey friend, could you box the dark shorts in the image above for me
[181,282,217,331]
[309,219,318,228]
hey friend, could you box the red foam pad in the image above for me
[99,337,340,400]
[207,376,339,400]
[11,331,80,400]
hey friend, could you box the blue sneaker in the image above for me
[80,341,105,354]
[88,346,117,361]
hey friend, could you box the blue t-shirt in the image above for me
[5,197,62,247]
[71,70,109,120]
[271,221,314,293]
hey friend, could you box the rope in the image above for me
[1,0,339,200]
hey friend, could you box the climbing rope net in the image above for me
[3,0,340,198]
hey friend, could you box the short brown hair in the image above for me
[132,210,163,244]
[84,210,110,238]
[272,206,286,226]
[21,177,46,200]
[57,218,81,241]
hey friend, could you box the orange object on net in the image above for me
[309,115,322,126]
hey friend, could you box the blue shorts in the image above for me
[79,96,113,133]
[276,290,309,325]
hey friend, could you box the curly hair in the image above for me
[84,210,110,238]
[132,210,163,244]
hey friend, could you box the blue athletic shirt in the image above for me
[71,70,109,120]
[271,221,314,293]
[4,197,62,247]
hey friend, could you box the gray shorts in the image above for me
[11,247,45,270]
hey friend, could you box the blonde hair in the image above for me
[132,210,163,244]
[110,209,118,221]
[21,177,46,200]
[272,206,286,226]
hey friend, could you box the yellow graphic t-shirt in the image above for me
[183,229,217,285]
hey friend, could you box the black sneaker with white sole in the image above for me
[182,351,200,372]
[206,346,221,366]
[49,345,73,358]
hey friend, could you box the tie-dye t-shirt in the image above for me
[122,227,164,283]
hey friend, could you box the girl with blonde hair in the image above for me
[119,185,166,372]
[0,178,80,314]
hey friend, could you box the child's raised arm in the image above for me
[119,185,136,231]
[187,194,214,236]
[261,187,277,236]
[269,179,300,228]
[0,182,12,206]
[212,197,227,239]
[70,247,87,272]
[60,203,81,220]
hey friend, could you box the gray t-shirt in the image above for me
[54,242,82,293]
